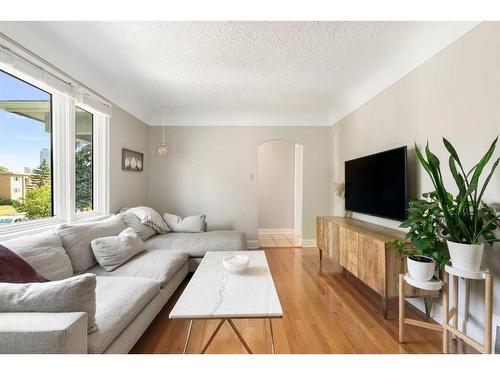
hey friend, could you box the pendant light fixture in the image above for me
[156,125,170,158]
[151,106,170,158]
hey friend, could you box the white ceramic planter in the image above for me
[407,255,436,282]
[447,240,484,271]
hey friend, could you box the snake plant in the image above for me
[389,137,499,269]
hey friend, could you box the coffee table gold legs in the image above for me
[201,319,226,354]
[183,320,193,354]
[227,319,253,354]
[269,318,276,354]
[182,318,278,354]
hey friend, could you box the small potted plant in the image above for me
[389,192,449,281]
[415,137,499,270]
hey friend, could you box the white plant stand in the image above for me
[442,265,493,354]
[399,273,443,343]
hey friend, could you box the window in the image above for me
[0,58,110,235]
[75,107,93,213]
[0,69,52,223]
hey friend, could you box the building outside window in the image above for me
[0,69,52,223]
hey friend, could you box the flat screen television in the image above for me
[345,146,408,221]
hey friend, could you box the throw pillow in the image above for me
[0,273,97,333]
[0,244,47,283]
[127,207,170,233]
[1,230,73,281]
[90,227,146,271]
[118,211,157,241]
[163,213,206,233]
[55,215,127,273]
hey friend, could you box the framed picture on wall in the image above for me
[122,148,144,172]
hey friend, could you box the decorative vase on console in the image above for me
[334,182,351,218]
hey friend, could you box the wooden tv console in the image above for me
[316,216,437,318]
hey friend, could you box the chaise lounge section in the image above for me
[145,231,248,270]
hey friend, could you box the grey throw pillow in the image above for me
[55,216,126,273]
[90,228,146,271]
[118,211,157,241]
[1,230,73,281]
[0,273,97,333]
[163,213,206,233]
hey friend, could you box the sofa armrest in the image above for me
[0,312,88,353]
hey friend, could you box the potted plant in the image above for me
[415,137,499,270]
[389,192,449,281]
[389,137,499,275]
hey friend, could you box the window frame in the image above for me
[0,68,55,219]
[74,105,95,215]
[0,66,110,240]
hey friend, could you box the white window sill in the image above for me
[71,211,111,222]
[0,212,111,241]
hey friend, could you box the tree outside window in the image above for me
[75,107,93,212]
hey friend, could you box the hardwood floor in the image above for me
[131,247,476,354]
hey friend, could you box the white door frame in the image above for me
[257,140,303,243]
[294,144,304,240]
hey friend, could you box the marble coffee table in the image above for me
[169,250,283,354]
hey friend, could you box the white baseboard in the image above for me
[258,228,296,235]
[302,239,317,247]
[247,240,260,249]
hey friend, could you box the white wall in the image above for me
[109,104,149,213]
[331,22,500,346]
[258,139,295,231]
[147,126,330,241]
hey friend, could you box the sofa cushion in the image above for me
[55,216,126,273]
[88,276,160,354]
[145,231,247,257]
[127,207,170,233]
[91,228,146,271]
[1,230,73,281]
[0,273,97,333]
[87,250,188,288]
[0,244,47,283]
[118,211,157,241]
[163,213,206,233]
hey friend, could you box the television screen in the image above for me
[345,146,407,221]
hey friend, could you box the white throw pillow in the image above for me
[90,228,146,271]
[163,213,206,233]
[118,211,157,241]
[0,273,97,333]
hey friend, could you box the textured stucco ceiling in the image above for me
[0,21,478,126]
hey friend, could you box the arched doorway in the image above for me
[257,139,303,248]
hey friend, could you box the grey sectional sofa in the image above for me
[0,214,247,354]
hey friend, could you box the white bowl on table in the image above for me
[223,255,250,273]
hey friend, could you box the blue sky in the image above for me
[0,70,51,173]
